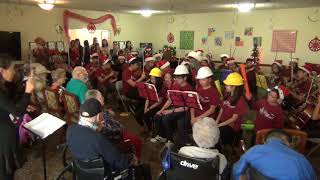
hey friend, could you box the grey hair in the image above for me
[85,89,101,100]
[51,68,66,82]
[192,117,220,149]
[72,66,87,80]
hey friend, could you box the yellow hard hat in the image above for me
[223,72,244,86]
[149,68,162,77]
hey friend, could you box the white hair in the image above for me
[72,66,88,81]
[192,117,220,149]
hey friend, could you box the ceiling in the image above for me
[3,0,320,14]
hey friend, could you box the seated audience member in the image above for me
[153,65,193,145]
[67,99,138,171]
[217,73,247,145]
[179,117,227,176]
[30,63,50,108]
[51,68,66,90]
[122,56,146,126]
[66,66,89,104]
[248,86,285,133]
[85,89,142,160]
[233,129,316,180]
[191,67,220,125]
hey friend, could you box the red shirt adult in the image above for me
[220,96,247,132]
[253,99,284,132]
[195,86,220,117]
[122,68,137,95]
[95,67,113,86]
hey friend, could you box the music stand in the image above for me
[137,82,159,102]
[23,113,66,180]
[167,90,203,110]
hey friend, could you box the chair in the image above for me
[43,88,65,118]
[255,129,307,154]
[158,150,220,180]
[307,138,320,156]
[61,92,80,125]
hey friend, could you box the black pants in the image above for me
[162,111,190,145]
[219,125,237,145]
[143,107,161,131]
[125,89,145,127]
[0,174,13,180]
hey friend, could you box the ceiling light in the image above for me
[139,10,153,17]
[38,0,55,11]
[237,3,255,13]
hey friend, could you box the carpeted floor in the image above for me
[14,112,320,180]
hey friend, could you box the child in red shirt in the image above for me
[217,72,248,145]
[191,67,220,125]
[152,65,194,145]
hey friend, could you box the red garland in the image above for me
[63,10,117,41]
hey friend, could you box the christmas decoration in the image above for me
[167,32,174,43]
[163,45,176,57]
[87,23,96,33]
[309,36,320,52]
[63,10,117,40]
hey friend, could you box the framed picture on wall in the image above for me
[114,41,126,50]
[56,41,65,52]
[101,30,111,41]
[47,41,57,50]
[29,42,37,53]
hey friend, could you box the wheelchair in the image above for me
[55,155,135,180]
[157,149,221,180]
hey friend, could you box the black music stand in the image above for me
[23,113,66,180]
[167,90,202,145]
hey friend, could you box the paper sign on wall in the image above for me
[225,31,234,39]
[208,28,215,36]
[253,37,262,47]
[215,37,222,46]
[271,30,297,53]
[201,36,208,45]
[180,31,194,50]
[235,37,244,46]
[245,27,253,36]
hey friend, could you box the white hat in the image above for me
[153,53,162,59]
[145,57,155,62]
[118,56,126,60]
[181,61,190,66]
[272,61,282,67]
[90,53,99,58]
[130,51,138,55]
[220,54,230,58]
[188,51,202,61]
[158,60,170,70]
[103,58,111,65]
[193,117,220,148]
[174,65,189,75]
[196,67,213,79]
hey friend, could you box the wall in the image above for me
[0,3,319,65]
[0,3,153,60]
[149,7,320,65]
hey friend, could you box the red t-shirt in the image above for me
[170,82,194,91]
[220,96,248,132]
[253,99,284,132]
[95,67,112,86]
[85,63,98,74]
[122,68,136,95]
[195,86,220,117]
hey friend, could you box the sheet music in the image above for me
[23,113,66,139]
[168,90,203,110]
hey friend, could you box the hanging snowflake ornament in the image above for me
[309,36,320,52]
[167,32,174,43]
[87,23,96,33]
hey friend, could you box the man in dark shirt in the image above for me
[66,98,138,170]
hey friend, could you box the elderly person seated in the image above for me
[85,89,142,160]
[51,68,66,90]
[233,129,316,180]
[66,66,89,104]
[67,98,138,171]
[178,117,227,176]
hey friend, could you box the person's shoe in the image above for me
[150,135,167,143]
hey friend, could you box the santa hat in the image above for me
[226,57,236,64]
[157,60,170,70]
[153,53,162,59]
[118,55,126,60]
[145,55,155,62]
[290,58,299,63]
[127,55,137,64]
[99,54,108,63]
[220,54,230,58]
[188,51,202,61]
[90,53,99,58]
[102,58,111,65]
[272,61,282,67]
[268,85,289,100]
[195,49,204,56]
[299,65,312,74]
[130,51,139,56]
